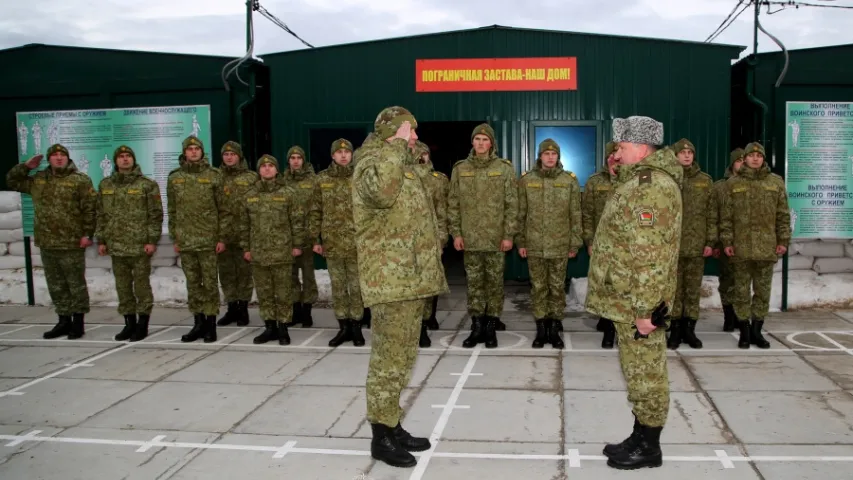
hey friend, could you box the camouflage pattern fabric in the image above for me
[180,251,220,316]
[282,153,318,303]
[585,148,683,323]
[291,254,318,304]
[528,256,569,319]
[413,141,449,247]
[678,162,716,257]
[614,321,670,427]
[719,161,791,263]
[6,160,97,249]
[217,249,253,302]
[41,249,90,315]
[327,257,364,320]
[422,296,436,320]
[219,144,258,303]
[95,164,163,256]
[711,150,741,305]
[238,178,305,266]
[464,252,505,317]
[112,255,153,315]
[352,134,448,307]
[309,162,357,258]
[672,257,704,319]
[581,171,616,244]
[731,260,775,320]
[717,255,734,305]
[253,264,293,323]
[365,299,422,427]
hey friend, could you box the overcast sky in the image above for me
[1,0,851,58]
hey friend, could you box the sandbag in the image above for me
[154,266,185,278]
[152,247,178,259]
[799,241,845,258]
[813,257,853,274]
[0,243,7,256]
[7,241,38,256]
[0,229,24,243]
[774,255,814,272]
[85,268,111,277]
[0,256,26,269]
[151,257,176,267]
[847,243,853,259]
[0,211,23,230]
[86,256,112,269]
[0,192,22,212]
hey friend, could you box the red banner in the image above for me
[415,57,577,92]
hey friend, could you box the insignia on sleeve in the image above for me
[639,171,652,184]
[637,208,655,227]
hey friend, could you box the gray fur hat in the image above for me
[612,116,664,146]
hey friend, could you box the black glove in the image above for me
[633,301,668,340]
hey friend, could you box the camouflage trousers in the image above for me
[42,249,90,315]
[112,255,153,315]
[528,256,569,319]
[180,250,221,316]
[614,321,669,427]
[731,260,775,321]
[217,244,253,303]
[464,251,505,317]
[327,256,363,320]
[672,257,704,319]
[366,299,422,427]
[422,296,437,320]
[291,251,318,304]
[717,255,733,306]
[253,263,293,323]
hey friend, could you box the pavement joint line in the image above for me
[136,435,167,453]
[0,325,36,336]
[715,449,735,468]
[567,448,581,468]
[272,440,298,459]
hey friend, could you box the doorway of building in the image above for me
[416,120,485,284]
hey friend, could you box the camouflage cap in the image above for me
[612,116,663,146]
[471,123,496,144]
[374,106,418,140]
[672,138,695,153]
[538,138,560,158]
[730,147,745,164]
[744,142,765,156]
[331,139,353,156]
[182,135,205,153]
[256,154,279,171]
[113,145,136,162]
[221,141,243,158]
[46,144,69,157]
[287,145,306,160]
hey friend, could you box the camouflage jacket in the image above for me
[447,150,518,251]
[581,171,616,244]
[95,165,163,256]
[281,162,316,249]
[585,148,683,323]
[352,137,448,307]
[220,159,258,246]
[239,178,305,266]
[679,162,716,257]
[6,161,96,249]
[415,162,449,248]
[709,164,736,249]
[719,163,791,263]
[166,157,230,252]
[309,162,356,258]
[517,160,583,258]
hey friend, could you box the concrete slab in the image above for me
[0,305,53,323]
[0,346,109,377]
[762,313,853,331]
[58,348,211,382]
[564,391,731,444]
[819,332,853,349]
[164,350,324,385]
[673,332,791,356]
[0,378,150,427]
[802,355,853,389]
[563,354,697,392]
[425,355,560,390]
[748,444,853,480]
[683,356,841,391]
[0,425,65,467]
[832,310,853,322]
[292,353,438,388]
[776,331,841,352]
[14,308,117,325]
[81,382,279,433]
[710,391,853,444]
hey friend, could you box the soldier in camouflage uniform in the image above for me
[310,138,366,347]
[353,106,447,468]
[7,144,97,339]
[711,148,744,331]
[582,141,619,347]
[239,154,305,345]
[167,136,230,343]
[281,145,318,327]
[447,123,518,348]
[95,145,163,342]
[412,140,448,347]
[517,139,582,349]
[585,116,682,470]
[666,139,715,350]
[216,141,257,327]
[720,142,790,349]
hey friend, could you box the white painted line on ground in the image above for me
[136,435,167,453]
[450,373,482,376]
[272,440,298,459]
[816,332,853,356]
[0,325,35,337]
[4,430,41,447]
[409,347,481,480]
[567,448,581,467]
[430,404,470,409]
[63,363,95,367]
[716,449,735,468]
[216,327,248,345]
[299,330,324,346]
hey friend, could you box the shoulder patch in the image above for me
[569,172,576,178]
[637,207,655,227]
[638,170,652,184]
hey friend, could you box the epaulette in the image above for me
[521,170,529,177]
[432,171,447,179]
[568,172,576,178]
[501,159,512,166]
[638,169,652,185]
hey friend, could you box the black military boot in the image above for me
[462,315,484,348]
[750,318,770,349]
[291,302,303,325]
[548,318,565,349]
[601,319,615,349]
[370,423,416,468]
[555,319,563,332]
[253,320,279,344]
[115,314,137,341]
[738,319,751,349]
[606,424,663,470]
[596,317,607,332]
[278,322,291,345]
[425,296,440,330]
[217,302,238,326]
[130,314,149,342]
[531,319,548,348]
[328,319,351,347]
[43,315,72,339]
[419,320,431,348]
[351,319,365,346]
[393,423,430,452]
[361,308,371,329]
[682,318,703,349]
[301,303,314,327]
[181,314,205,342]
[484,316,498,349]
[667,317,682,350]
[203,315,217,343]
[603,415,641,458]
[494,317,506,331]
[236,300,250,326]
[722,304,736,332]
[67,313,85,340]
